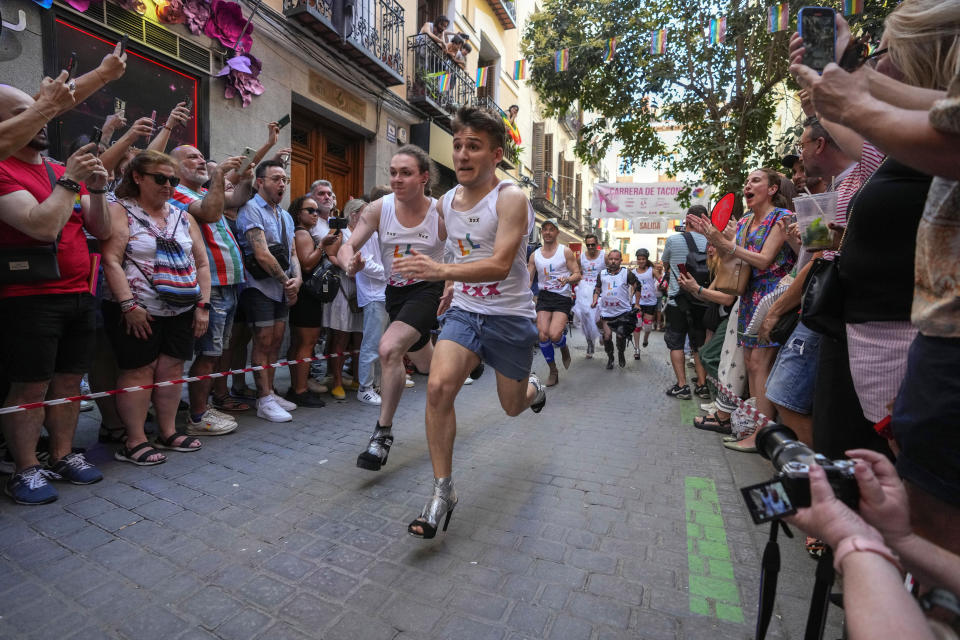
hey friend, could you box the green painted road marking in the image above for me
[679,397,699,426]
[684,476,745,623]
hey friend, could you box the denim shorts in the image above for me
[765,321,821,414]
[195,285,238,357]
[438,307,538,381]
[240,288,288,327]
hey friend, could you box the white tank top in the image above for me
[577,250,605,293]
[378,194,444,287]
[598,268,633,318]
[442,180,535,319]
[533,244,572,297]
[634,266,658,306]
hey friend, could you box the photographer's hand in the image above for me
[845,449,912,545]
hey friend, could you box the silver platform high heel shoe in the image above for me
[408,477,457,539]
[356,423,393,471]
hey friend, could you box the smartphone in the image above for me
[328,216,348,231]
[118,34,129,57]
[741,479,797,524]
[798,6,836,73]
[238,146,257,176]
[91,126,103,153]
[277,114,291,130]
[677,263,687,276]
[114,98,126,119]
[65,51,78,78]
[184,96,193,111]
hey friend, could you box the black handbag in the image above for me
[243,210,289,280]
[0,162,62,284]
[770,305,801,344]
[302,260,341,303]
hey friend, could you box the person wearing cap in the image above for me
[782,151,824,194]
[631,248,658,358]
[528,218,581,386]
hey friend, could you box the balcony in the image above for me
[486,0,517,30]
[406,35,476,127]
[284,0,405,86]
[531,171,561,216]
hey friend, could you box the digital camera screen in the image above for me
[802,10,835,72]
[741,480,797,524]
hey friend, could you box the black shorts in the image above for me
[601,311,636,339]
[664,295,707,351]
[289,288,324,328]
[240,288,288,327]
[639,304,657,316]
[0,293,96,383]
[535,290,574,315]
[102,302,195,370]
[386,281,443,352]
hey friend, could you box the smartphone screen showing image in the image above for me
[677,264,687,276]
[800,7,836,73]
[741,480,797,524]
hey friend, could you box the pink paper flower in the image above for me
[223,53,264,108]
[65,0,97,11]
[156,0,187,24]
[116,0,147,13]
[183,0,212,35]
[204,0,253,53]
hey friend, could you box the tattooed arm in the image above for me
[245,227,288,283]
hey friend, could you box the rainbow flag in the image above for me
[514,59,526,80]
[843,0,864,15]
[476,66,489,88]
[436,73,450,92]
[650,29,667,55]
[554,49,569,72]
[603,38,617,62]
[708,17,727,44]
[767,3,789,32]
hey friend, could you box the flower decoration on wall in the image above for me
[182,0,212,34]
[204,0,253,53]
[115,0,147,13]
[220,52,263,107]
[155,0,186,24]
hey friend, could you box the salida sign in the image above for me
[591,181,711,220]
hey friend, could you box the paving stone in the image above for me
[566,592,631,628]
[214,607,272,640]
[437,615,506,640]
[278,592,341,632]
[449,586,510,621]
[378,594,445,633]
[506,601,552,637]
[176,586,245,629]
[324,610,397,640]
[546,613,594,639]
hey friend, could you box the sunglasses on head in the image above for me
[838,35,886,72]
[142,172,180,187]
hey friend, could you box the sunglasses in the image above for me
[301,207,320,214]
[585,243,598,247]
[838,35,886,72]
[142,172,180,187]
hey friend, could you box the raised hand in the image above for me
[36,71,76,115]
[64,142,102,183]
[98,42,127,83]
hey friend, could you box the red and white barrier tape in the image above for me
[706,374,775,430]
[0,350,360,416]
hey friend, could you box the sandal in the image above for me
[211,393,251,412]
[408,477,457,539]
[693,413,732,434]
[153,432,202,452]
[114,442,166,466]
[806,536,826,559]
[98,423,126,444]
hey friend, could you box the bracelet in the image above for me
[87,187,107,194]
[698,285,703,296]
[30,104,54,121]
[163,125,173,131]
[95,68,108,85]
[119,298,138,313]
[726,244,736,256]
[833,535,902,575]
[55,177,82,193]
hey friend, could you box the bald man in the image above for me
[168,145,254,436]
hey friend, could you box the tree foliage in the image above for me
[522,0,895,202]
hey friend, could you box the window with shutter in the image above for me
[544,134,553,174]
[532,122,545,189]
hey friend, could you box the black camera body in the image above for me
[328,216,348,230]
[741,423,859,524]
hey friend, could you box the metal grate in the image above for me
[144,21,178,56]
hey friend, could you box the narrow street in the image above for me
[0,332,842,639]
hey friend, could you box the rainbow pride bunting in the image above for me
[767,3,789,32]
[843,0,864,15]
[708,17,727,44]
[476,66,489,88]
[436,73,450,92]
[650,29,667,55]
[555,49,569,72]
[514,59,527,80]
[603,38,617,62]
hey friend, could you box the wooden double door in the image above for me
[290,110,365,210]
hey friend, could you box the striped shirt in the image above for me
[835,141,885,226]
[169,185,244,286]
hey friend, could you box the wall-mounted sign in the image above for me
[386,120,397,143]
[397,126,408,144]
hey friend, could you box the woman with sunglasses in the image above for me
[286,194,338,407]
[102,150,211,465]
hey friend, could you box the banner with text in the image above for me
[631,218,673,234]
[592,182,711,220]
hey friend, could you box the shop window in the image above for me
[47,19,200,161]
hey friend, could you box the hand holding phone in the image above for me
[238,147,257,177]
[118,34,129,57]
[65,51,78,79]
[677,263,688,276]
[798,6,836,73]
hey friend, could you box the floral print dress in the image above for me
[736,208,796,348]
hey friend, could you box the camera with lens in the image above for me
[328,216,348,230]
[740,423,859,524]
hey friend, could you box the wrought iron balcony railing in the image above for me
[406,35,476,124]
[531,171,561,216]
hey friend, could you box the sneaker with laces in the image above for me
[694,384,711,399]
[271,393,297,412]
[529,374,546,414]
[206,408,239,425]
[5,465,59,504]
[357,388,382,406]
[666,384,691,399]
[48,452,103,485]
[256,396,292,423]
[404,375,415,388]
[184,410,239,436]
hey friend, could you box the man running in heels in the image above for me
[391,106,546,539]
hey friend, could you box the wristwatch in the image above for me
[196,302,211,310]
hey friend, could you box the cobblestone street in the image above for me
[0,332,842,639]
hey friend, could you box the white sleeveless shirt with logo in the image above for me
[442,180,535,319]
[378,193,444,287]
[598,268,633,318]
[634,266,658,306]
[533,244,572,297]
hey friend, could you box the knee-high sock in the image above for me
[552,334,567,350]
[603,338,614,358]
[539,340,555,363]
[616,335,627,354]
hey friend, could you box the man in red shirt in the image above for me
[0,84,112,505]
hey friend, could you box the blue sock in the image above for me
[552,334,567,350]
[190,411,205,423]
[539,340,555,363]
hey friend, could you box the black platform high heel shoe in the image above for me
[408,477,457,539]
[356,423,393,471]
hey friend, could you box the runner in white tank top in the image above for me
[338,147,447,473]
[573,234,604,358]
[528,219,581,386]
[389,107,547,540]
[631,248,658,358]
[591,249,638,369]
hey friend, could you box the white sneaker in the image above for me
[307,378,329,394]
[405,375,415,388]
[185,410,239,436]
[206,408,239,425]
[271,393,297,412]
[463,377,473,386]
[257,396,292,423]
[357,388,382,406]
